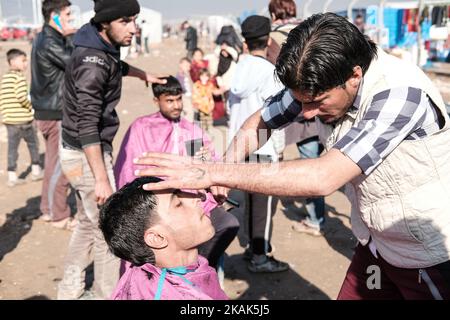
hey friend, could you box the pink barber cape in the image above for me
[114,112,218,214]
[111,256,228,300]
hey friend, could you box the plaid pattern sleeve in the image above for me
[334,87,441,175]
[261,88,303,129]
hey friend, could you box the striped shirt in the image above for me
[0,70,34,125]
[261,82,442,175]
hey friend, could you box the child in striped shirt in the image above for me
[0,49,43,187]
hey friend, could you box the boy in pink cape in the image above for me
[100,176,228,300]
[114,76,239,269]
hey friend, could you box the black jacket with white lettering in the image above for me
[62,22,129,152]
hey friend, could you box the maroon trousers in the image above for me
[35,120,70,222]
[338,243,450,300]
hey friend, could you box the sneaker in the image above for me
[243,245,276,261]
[247,255,289,273]
[39,213,52,222]
[292,220,324,237]
[243,247,252,261]
[31,171,44,181]
[6,179,26,187]
[52,217,77,231]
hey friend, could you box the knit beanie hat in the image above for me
[93,0,140,23]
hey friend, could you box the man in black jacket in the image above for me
[31,0,76,229]
[182,20,198,58]
[57,0,165,300]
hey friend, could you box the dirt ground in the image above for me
[0,38,449,300]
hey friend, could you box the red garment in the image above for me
[190,59,209,83]
[338,244,450,300]
[210,77,226,120]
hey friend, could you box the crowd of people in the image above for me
[1,0,450,301]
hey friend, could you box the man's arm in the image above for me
[125,64,166,84]
[84,144,112,205]
[223,109,270,163]
[212,149,361,196]
[224,88,301,163]
[45,36,74,70]
[134,148,361,197]
[73,57,112,205]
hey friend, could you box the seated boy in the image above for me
[114,76,239,269]
[100,176,228,300]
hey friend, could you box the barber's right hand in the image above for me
[95,179,114,206]
[210,186,229,205]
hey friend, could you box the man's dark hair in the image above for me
[99,177,162,266]
[246,35,270,52]
[42,0,71,23]
[276,13,377,97]
[152,76,183,98]
[6,49,26,64]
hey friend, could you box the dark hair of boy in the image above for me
[246,35,270,52]
[276,12,377,97]
[99,176,162,266]
[151,75,183,98]
[6,49,26,64]
[42,0,71,23]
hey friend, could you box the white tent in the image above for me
[139,7,162,44]
[80,7,162,44]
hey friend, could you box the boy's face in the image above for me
[9,55,28,72]
[153,189,214,250]
[155,93,183,121]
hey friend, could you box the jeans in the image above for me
[144,37,150,54]
[245,154,279,255]
[296,137,325,228]
[57,146,120,299]
[35,120,71,221]
[5,122,40,172]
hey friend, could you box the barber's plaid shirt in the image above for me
[261,82,442,175]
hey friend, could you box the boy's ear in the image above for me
[144,227,168,249]
[153,97,159,105]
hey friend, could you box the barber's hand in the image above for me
[145,73,167,84]
[95,179,114,206]
[134,152,213,191]
[210,186,229,205]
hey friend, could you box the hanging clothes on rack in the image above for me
[432,6,446,26]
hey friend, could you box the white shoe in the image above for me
[7,179,26,187]
[31,171,44,181]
